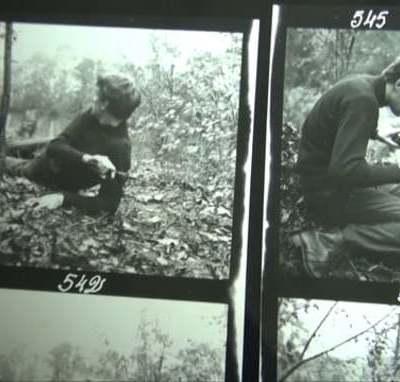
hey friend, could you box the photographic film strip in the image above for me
[263,3,400,381]
[0,3,267,381]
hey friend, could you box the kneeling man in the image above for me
[294,57,400,275]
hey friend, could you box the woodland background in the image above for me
[278,298,400,382]
[0,315,226,382]
[280,28,400,281]
[0,290,227,382]
[0,23,242,279]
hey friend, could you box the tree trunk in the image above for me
[393,314,400,370]
[0,22,13,175]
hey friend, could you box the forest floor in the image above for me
[0,159,232,279]
[281,207,400,283]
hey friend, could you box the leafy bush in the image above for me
[283,87,320,130]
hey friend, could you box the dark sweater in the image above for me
[297,75,400,193]
[45,109,131,214]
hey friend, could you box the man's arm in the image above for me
[46,114,86,165]
[328,95,400,187]
[43,111,131,214]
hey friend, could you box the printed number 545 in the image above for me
[350,10,389,29]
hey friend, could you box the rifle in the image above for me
[116,170,136,180]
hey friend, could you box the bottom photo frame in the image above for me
[278,297,400,382]
[0,289,228,382]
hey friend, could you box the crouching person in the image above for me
[5,73,141,215]
[292,57,400,277]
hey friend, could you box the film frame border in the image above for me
[263,3,400,381]
[0,13,253,304]
[0,14,249,291]
[267,2,400,305]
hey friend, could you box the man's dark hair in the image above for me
[382,57,400,83]
[97,74,141,120]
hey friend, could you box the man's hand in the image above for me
[28,193,65,210]
[377,126,400,148]
[82,154,116,179]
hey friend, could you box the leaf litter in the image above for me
[0,159,232,279]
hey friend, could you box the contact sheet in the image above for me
[5,1,400,381]
[0,2,268,381]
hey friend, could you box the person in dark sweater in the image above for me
[293,57,400,275]
[5,73,141,215]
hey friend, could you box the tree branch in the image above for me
[279,307,397,382]
[299,302,338,360]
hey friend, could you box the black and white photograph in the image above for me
[278,23,400,282]
[0,20,251,279]
[278,297,400,382]
[0,288,228,381]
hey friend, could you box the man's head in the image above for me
[383,57,400,116]
[95,73,141,123]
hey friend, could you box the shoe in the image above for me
[291,229,345,278]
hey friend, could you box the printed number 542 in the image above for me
[57,273,106,294]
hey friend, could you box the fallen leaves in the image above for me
[0,157,233,279]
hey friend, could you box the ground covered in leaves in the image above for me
[281,212,400,284]
[0,159,232,279]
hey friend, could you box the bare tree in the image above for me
[279,304,396,382]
